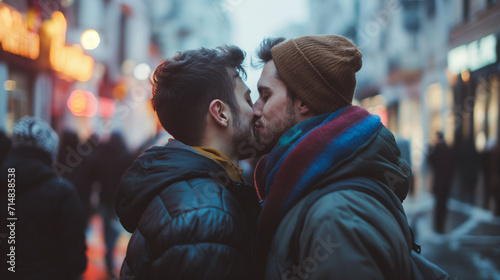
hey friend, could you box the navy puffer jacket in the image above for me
[115,140,260,280]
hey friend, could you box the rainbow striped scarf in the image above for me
[255,105,381,255]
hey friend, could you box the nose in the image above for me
[253,99,263,118]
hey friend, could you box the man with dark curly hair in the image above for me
[115,46,260,280]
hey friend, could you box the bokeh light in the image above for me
[67,90,98,117]
[80,29,100,50]
[133,63,151,81]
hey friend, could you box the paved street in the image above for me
[404,193,500,280]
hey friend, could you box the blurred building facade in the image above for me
[0,0,231,151]
[148,0,231,58]
[308,0,500,205]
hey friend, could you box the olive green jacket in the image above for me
[264,127,413,280]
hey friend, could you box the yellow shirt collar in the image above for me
[192,147,245,182]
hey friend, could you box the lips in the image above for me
[254,122,263,133]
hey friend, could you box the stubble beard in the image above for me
[232,114,254,159]
[256,104,296,155]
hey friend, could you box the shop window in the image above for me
[427,83,453,144]
[399,99,415,139]
[387,103,398,133]
[445,87,455,145]
[426,83,443,112]
[474,77,488,151]
[5,69,31,134]
[430,112,443,138]
[463,0,470,21]
[488,74,499,140]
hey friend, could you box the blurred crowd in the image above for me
[1,117,500,279]
[0,117,136,279]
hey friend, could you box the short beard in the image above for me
[256,103,296,156]
[232,114,254,160]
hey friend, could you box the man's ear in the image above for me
[208,99,229,127]
[294,99,312,116]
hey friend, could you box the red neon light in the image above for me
[67,90,98,117]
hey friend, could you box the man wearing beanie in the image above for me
[1,116,87,280]
[252,35,414,279]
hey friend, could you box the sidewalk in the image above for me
[403,193,500,280]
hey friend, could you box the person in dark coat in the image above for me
[490,142,500,216]
[57,130,98,227]
[458,138,479,203]
[96,132,133,278]
[481,145,493,209]
[115,46,260,280]
[428,132,455,233]
[0,130,11,165]
[0,116,87,280]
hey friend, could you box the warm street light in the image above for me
[4,80,15,91]
[81,29,100,50]
[461,69,470,83]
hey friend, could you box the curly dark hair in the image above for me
[254,37,295,100]
[151,46,247,145]
[255,37,286,66]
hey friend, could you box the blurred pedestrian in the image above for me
[96,132,133,278]
[428,131,454,233]
[252,36,416,279]
[457,138,479,203]
[1,116,87,280]
[115,46,260,279]
[0,130,11,165]
[490,141,500,216]
[480,140,494,210]
[80,133,102,221]
[57,130,99,227]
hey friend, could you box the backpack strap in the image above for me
[289,177,418,265]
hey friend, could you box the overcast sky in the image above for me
[227,0,309,101]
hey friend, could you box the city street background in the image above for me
[1,0,500,279]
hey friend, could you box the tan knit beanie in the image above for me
[271,35,362,114]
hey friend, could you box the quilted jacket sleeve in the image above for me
[121,177,254,280]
